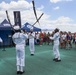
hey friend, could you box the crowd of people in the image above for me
[35,31,51,45]
[60,31,76,49]
[34,31,76,49]
[35,31,76,48]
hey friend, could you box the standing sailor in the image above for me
[28,28,35,56]
[50,28,61,62]
[12,26,28,74]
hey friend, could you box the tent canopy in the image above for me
[0,19,13,46]
[21,22,41,32]
[0,19,12,30]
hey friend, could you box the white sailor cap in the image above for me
[13,26,20,30]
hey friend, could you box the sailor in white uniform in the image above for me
[12,26,28,74]
[50,28,61,62]
[28,29,35,56]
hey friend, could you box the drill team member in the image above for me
[12,26,28,74]
[50,28,61,62]
[28,28,35,56]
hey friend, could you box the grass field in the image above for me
[0,44,76,75]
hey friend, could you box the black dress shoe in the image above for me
[53,58,58,61]
[20,71,25,74]
[17,71,20,74]
[55,59,61,62]
[31,54,34,56]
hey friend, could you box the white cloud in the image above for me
[50,0,73,3]
[50,0,61,3]
[56,24,76,33]
[49,16,76,32]
[66,0,73,1]
[56,16,73,24]
[0,0,76,32]
[0,0,32,10]
[37,5,44,10]
[49,16,73,27]
[53,6,60,10]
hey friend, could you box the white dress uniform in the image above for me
[50,32,60,60]
[12,27,28,73]
[28,32,35,55]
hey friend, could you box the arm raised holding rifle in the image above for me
[49,28,61,62]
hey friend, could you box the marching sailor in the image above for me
[50,28,61,62]
[12,26,28,74]
[28,28,35,56]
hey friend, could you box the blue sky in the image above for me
[0,0,76,32]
